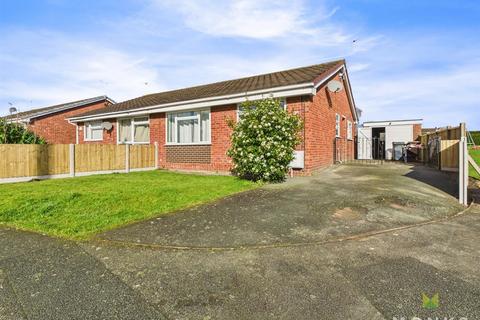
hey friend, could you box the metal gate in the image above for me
[425,137,440,169]
[357,137,385,160]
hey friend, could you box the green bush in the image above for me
[0,117,46,144]
[227,98,302,182]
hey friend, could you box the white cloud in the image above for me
[0,2,477,130]
[348,63,370,73]
[344,33,480,128]
[0,31,165,113]
[153,0,351,44]
[352,59,480,128]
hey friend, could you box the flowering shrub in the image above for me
[227,98,302,182]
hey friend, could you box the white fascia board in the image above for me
[342,66,359,122]
[9,96,113,123]
[363,119,423,127]
[6,118,29,124]
[313,64,359,123]
[313,65,344,89]
[69,84,314,122]
[105,97,116,104]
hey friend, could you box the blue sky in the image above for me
[0,0,479,128]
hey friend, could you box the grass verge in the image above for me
[469,148,480,180]
[0,170,258,239]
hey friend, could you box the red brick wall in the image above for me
[165,145,211,163]
[210,105,236,171]
[303,73,356,172]
[413,124,422,141]
[286,96,306,151]
[27,100,110,144]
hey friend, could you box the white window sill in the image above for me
[165,142,212,146]
[117,142,150,145]
[84,139,103,142]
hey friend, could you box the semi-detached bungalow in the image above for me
[68,59,359,175]
[5,96,114,144]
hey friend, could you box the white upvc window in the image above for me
[117,116,150,144]
[335,113,341,137]
[237,98,287,120]
[347,120,353,140]
[166,109,210,144]
[85,121,103,141]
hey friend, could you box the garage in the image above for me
[357,119,422,160]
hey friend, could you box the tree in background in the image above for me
[227,98,302,182]
[0,118,46,144]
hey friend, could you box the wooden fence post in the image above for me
[125,144,130,173]
[154,142,159,169]
[460,122,466,139]
[69,144,75,177]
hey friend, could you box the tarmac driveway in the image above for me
[98,163,464,248]
[1,163,479,320]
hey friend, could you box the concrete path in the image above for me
[1,164,478,319]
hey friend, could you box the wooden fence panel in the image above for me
[74,144,126,173]
[0,144,69,178]
[419,123,466,166]
[0,144,158,181]
[440,140,459,171]
[129,145,155,169]
[44,144,70,175]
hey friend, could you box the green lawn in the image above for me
[0,170,258,239]
[469,148,480,180]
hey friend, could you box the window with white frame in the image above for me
[167,110,210,144]
[85,121,103,141]
[347,120,353,140]
[335,114,341,137]
[237,98,286,120]
[118,117,150,144]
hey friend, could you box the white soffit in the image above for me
[363,119,423,127]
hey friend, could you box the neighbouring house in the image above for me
[358,119,423,160]
[4,96,114,144]
[68,59,358,175]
